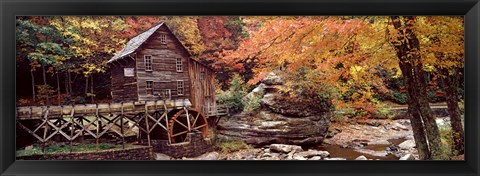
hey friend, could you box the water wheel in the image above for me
[168,108,208,143]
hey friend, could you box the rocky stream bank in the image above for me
[153,72,455,160]
[155,118,437,160]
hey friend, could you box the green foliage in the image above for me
[216,75,247,113]
[75,96,87,104]
[16,143,129,157]
[458,100,464,114]
[278,69,335,112]
[214,139,251,153]
[373,103,395,119]
[439,128,458,159]
[242,89,264,115]
[427,90,446,103]
[331,110,348,122]
[316,89,334,112]
[224,16,249,39]
[36,84,56,105]
[17,18,70,68]
[391,90,407,104]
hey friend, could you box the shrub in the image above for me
[75,96,87,104]
[36,84,56,105]
[439,127,458,159]
[16,143,125,157]
[373,104,395,119]
[17,98,31,106]
[458,100,464,114]
[217,90,245,114]
[391,90,407,104]
[331,110,349,122]
[216,75,247,114]
[242,89,264,115]
[214,139,251,153]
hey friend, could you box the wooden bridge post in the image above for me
[163,100,172,144]
[119,102,125,149]
[42,107,49,153]
[144,101,151,147]
[95,104,100,151]
[69,106,76,152]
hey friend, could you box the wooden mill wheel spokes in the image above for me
[168,108,208,143]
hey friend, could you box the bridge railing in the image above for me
[203,103,229,117]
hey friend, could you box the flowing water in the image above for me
[306,138,406,160]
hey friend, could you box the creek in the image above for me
[304,138,407,160]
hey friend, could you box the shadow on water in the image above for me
[305,138,407,160]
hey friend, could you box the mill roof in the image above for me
[107,22,164,63]
[107,22,213,71]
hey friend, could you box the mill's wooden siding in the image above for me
[111,59,138,102]
[188,60,216,115]
[135,25,191,101]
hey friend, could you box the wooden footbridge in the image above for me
[16,99,229,148]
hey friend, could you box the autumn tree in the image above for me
[386,16,448,160]
[49,16,127,103]
[414,16,465,155]
[16,17,70,105]
[224,16,397,114]
[197,16,249,88]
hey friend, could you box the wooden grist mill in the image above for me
[16,22,228,157]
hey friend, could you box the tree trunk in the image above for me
[85,75,89,98]
[68,71,73,97]
[90,74,94,103]
[64,71,69,96]
[441,68,465,155]
[399,62,431,160]
[31,69,36,103]
[414,64,446,160]
[389,16,447,160]
[56,69,61,105]
[42,64,50,106]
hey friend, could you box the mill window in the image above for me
[177,80,184,95]
[146,81,153,95]
[145,55,152,71]
[176,58,183,72]
[200,71,205,80]
[161,34,167,44]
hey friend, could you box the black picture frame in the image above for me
[1,0,479,176]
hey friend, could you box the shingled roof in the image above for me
[107,22,165,63]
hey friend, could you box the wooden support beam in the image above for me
[144,102,151,147]
[120,103,125,149]
[184,107,191,131]
[17,121,45,142]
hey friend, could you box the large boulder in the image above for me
[269,144,303,153]
[242,83,266,103]
[399,153,415,160]
[261,92,331,117]
[261,72,284,85]
[217,72,332,146]
[296,149,330,158]
[355,155,368,160]
[217,110,330,146]
[398,140,416,150]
